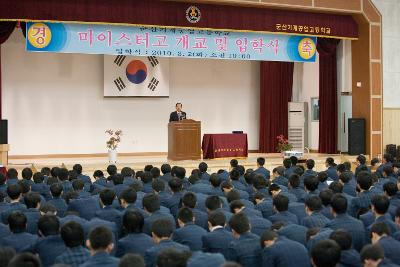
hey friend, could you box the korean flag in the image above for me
[104,55,170,97]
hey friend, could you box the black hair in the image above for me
[93,170,104,178]
[120,254,145,267]
[7,184,22,200]
[8,211,27,233]
[326,157,335,166]
[305,196,323,212]
[230,159,238,168]
[156,248,190,267]
[329,229,352,250]
[229,169,240,181]
[283,158,291,168]
[106,165,118,176]
[290,156,298,165]
[57,168,69,181]
[22,168,33,180]
[329,181,343,194]
[50,183,63,197]
[142,193,160,212]
[253,174,267,189]
[257,157,265,166]
[304,175,319,191]
[230,200,245,213]
[112,174,124,185]
[226,190,241,203]
[306,159,315,170]
[38,215,60,236]
[7,168,18,179]
[177,207,194,224]
[360,244,384,262]
[7,253,41,267]
[209,173,221,187]
[152,179,165,193]
[72,164,83,175]
[208,211,226,227]
[141,172,153,184]
[273,194,289,212]
[39,203,57,215]
[50,167,60,178]
[370,222,390,236]
[72,179,85,191]
[123,210,144,234]
[169,178,183,193]
[24,192,41,209]
[205,196,222,211]
[18,179,30,194]
[357,171,373,190]
[198,162,208,173]
[182,192,197,209]
[383,182,398,196]
[311,240,341,267]
[317,172,328,183]
[229,213,250,234]
[120,188,137,204]
[151,219,173,238]
[161,164,172,174]
[268,184,281,195]
[121,167,134,178]
[260,230,278,248]
[174,167,186,179]
[319,189,334,206]
[61,221,84,248]
[331,194,348,214]
[0,246,16,267]
[32,172,44,184]
[150,167,161,179]
[99,189,116,206]
[289,174,300,188]
[89,226,113,250]
[371,195,390,215]
[371,158,380,166]
[339,172,352,184]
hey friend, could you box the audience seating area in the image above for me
[0,154,399,267]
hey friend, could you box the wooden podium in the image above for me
[168,120,201,161]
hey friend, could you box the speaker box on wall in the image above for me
[0,120,8,144]
[348,118,365,155]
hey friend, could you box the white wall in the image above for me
[1,31,260,155]
[372,0,400,108]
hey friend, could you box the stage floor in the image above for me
[7,153,359,177]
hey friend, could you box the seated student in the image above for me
[254,157,270,179]
[151,179,170,207]
[243,171,256,199]
[350,171,379,217]
[301,159,318,184]
[92,170,110,191]
[1,184,27,224]
[368,195,398,235]
[282,158,293,179]
[21,167,34,186]
[260,230,310,267]
[254,192,274,219]
[172,207,207,251]
[72,179,91,199]
[371,222,400,265]
[361,245,399,267]
[304,175,320,199]
[222,181,250,201]
[376,154,394,178]
[252,174,269,196]
[370,158,381,173]
[47,183,67,217]
[181,192,208,230]
[119,253,146,267]
[269,195,298,224]
[67,191,101,221]
[209,173,224,197]
[106,164,118,180]
[271,166,289,187]
[383,182,400,219]
[355,155,370,176]
[326,194,366,251]
[145,219,190,267]
[121,167,136,186]
[165,178,185,218]
[339,171,357,197]
[229,169,246,191]
[205,195,233,221]
[23,192,41,235]
[226,190,255,211]
[173,166,191,190]
[378,166,399,189]
[143,193,176,235]
[271,221,308,246]
[202,211,234,258]
[138,171,153,194]
[58,168,73,194]
[156,248,191,267]
[226,213,261,267]
[73,163,92,186]
[198,162,211,182]
[0,211,38,252]
[301,196,330,229]
[230,200,271,236]
[289,174,307,203]
[119,188,146,217]
[111,174,129,198]
[55,221,90,267]
[188,173,211,195]
[311,240,341,267]
[6,168,19,186]
[80,226,119,267]
[325,157,338,181]
[317,172,330,191]
[269,183,298,203]
[31,172,50,200]
[28,215,66,267]
[95,189,122,228]
[329,229,362,267]
[160,164,173,184]
[116,210,154,257]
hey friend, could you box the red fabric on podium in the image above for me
[202,134,248,159]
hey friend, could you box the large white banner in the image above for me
[104,55,169,97]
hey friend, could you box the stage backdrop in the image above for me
[104,55,170,97]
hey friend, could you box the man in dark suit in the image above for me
[172,207,207,251]
[169,102,187,122]
[116,210,154,257]
[29,215,66,267]
[145,219,190,267]
[202,211,234,258]
[226,213,262,267]
[261,230,310,267]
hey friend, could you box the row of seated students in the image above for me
[0,155,399,267]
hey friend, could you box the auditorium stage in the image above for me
[7,153,360,177]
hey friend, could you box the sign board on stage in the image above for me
[26,22,317,63]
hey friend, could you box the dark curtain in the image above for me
[0,21,16,120]
[259,61,294,153]
[317,38,340,154]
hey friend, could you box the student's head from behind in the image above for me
[370,222,390,244]
[112,174,124,185]
[87,226,114,254]
[306,159,315,170]
[72,179,85,191]
[57,168,69,181]
[38,215,60,237]
[142,193,160,213]
[93,170,104,179]
[50,183,63,198]
[157,248,190,267]
[7,168,18,179]
[7,184,22,201]
[168,178,183,193]
[152,179,165,194]
[121,167,134,178]
[161,164,172,175]
[371,195,390,216]
[228,213,250,238]
[24,192,41,209]
[205,196,222,212]
[305,196,323,215]
[208,210,226,231]
[304,175,319,192]
[360,244,385,267]
[182,192,197,209]
[311,239,341,267]
[39,203,58,216]
[99,189,116,207]
[357,171,373,191]
[22,167,33,180]
[272,194,289,212]
[151,219,174,243]
[8,211,27,233]
[119,253,145,267]
[0,246,16,267]
[7,253,41,267]
[177,207,194,227]
[288,174,300,189]
[329,229,353,251]
[174,167,186,179]
[106,164,118,176]
[325,157,335,167]
[257,157,265,167]
[330,193,348,216]
[123,210,144,234]
[150,167,161,179]
[230,159,238,168]
[260,230,279,248]
[61,221,85,248]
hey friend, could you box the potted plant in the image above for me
[105,129,122,163]
[276,134,293,155]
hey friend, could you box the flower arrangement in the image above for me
[276,134,293,152]
[105,129,122,150]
